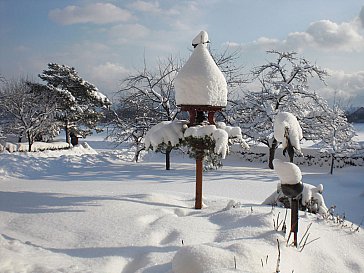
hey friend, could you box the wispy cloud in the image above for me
[128,0,179,16]
[49,3,135,25]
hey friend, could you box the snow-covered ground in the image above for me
[0,127,363,273]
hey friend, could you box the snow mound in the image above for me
[175,31,227,107]
[273,159,302,185]
[274,112,303,152]
[0,234,86,273]
[172,243,253,273]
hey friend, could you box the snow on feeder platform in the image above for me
[175,30,228,125]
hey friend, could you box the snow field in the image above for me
[0,142,363,272]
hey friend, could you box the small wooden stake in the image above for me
[290,198,299,247]
[195,158,203,209]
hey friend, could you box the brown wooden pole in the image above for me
[195,158,203,209]
[291,198,299,247]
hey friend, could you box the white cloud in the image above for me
[109,23,150,44]
[49,3,134,25]
[90,62,130,93]
[230,6,364,53]
[304,20,364,51]
[128,0,178,16]
[311,69,364,106]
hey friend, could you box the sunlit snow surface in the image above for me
[0,132,363,272]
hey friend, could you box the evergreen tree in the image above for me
[39,63,111,144]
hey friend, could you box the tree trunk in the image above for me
[165,146,172,170]
[65,120,70,145]
[268,138,278,169]
[330,154,335,175]
[27,131,32,152]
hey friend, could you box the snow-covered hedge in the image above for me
[4,142,71,153]
[232,144,364,168]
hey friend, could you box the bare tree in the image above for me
[110,56,181,165]
[233,50,329,168]
[0,79,58,151]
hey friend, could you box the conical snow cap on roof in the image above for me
[175,31,227,107]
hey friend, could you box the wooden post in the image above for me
[195,158,203,209]
[290,198,299,247]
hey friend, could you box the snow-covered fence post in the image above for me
[273,159,304,247]
[174,30,228,209]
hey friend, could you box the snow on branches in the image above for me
[144,120,188,151]
[144,120,248,160]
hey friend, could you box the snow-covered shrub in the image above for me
[144,120,188,151]
[274,111,303,155]
[263,182,328,216]
[144,120,249,170]
[235,145,364,168]
[17,142,70,152]
[5,142,17,153]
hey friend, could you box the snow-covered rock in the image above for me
[175,31,227,107]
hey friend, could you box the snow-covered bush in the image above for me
[235,144,364,168]
[274,112,303,158]
[264,160,328,216]
[144,120,248,169]
[4,141,70,153]
[17,142,70,152]
[263,182,328,215]
[144,120,188,151]
[5,142,17,153]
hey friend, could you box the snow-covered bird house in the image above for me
[175,30,227,126]
[174,30,228,209]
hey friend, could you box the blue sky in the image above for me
[1,0,364,106]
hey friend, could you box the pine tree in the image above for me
[39,63,111,144]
